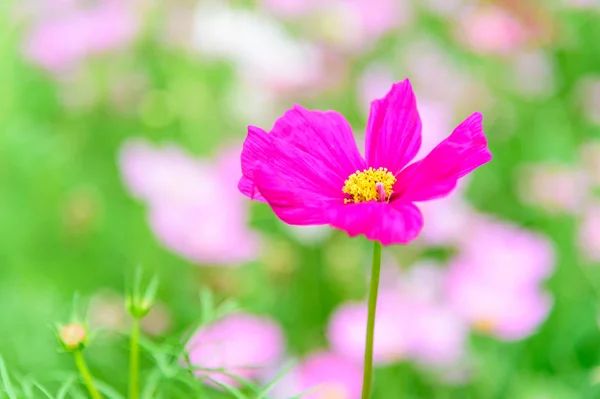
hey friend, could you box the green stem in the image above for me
[73,350,103,399]
[129,318,141,399]
[361,241,382,399]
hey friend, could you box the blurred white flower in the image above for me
[192,1,322,90]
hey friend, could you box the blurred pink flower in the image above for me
[403,39,491,109]
[119,138,261,265]
[22,0,138,72]
[346,0,411,41]
[455,5,527,55]
[327,290,409,365]
[445,263,552,340]
[328,280,467,367]
[517,163,589,214]
[272,352,363,399]
[457,218,556,289]
[417,194,474,246]
[186,313,285,388]
[446,219,555,340]
[578,204,600,261]
[357,65,395,116]
[407,299,467,366]
[323,0,412,51]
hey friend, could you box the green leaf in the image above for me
[0,356,17,399]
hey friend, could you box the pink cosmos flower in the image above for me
[238,79,491,245]
[328,287,467,367]
[186,313,285,388]
[455,5,527,55]
[456,217,556,289]
[445,264,552,341]
[119,139,261,265]
[407,299,467,366]
[417,193,474,246]
[327,290,410,365]
[22,0,138,73]
[445,218,555,340]
[271,352,363,399]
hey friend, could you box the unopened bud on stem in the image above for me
[59,323,87,352]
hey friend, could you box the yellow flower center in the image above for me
[342,167,396,204]
[474,318,496,333]
[317,383,349,399]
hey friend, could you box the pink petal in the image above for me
[187,313,285,387]
[239,126,272,201]
[365,79,422,175]
[248,130,353,224]
[239,107,366,205]
[327,201,423,245]
[396,112,491,202]
[238,176,266,203]
[253,165,338,225]
[270,105,366,180]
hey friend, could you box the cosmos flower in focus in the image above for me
[239,79,491,245]
[119,139,261,265]
[186,313,285,388]
[22,0,138,73]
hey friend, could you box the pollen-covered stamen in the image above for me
[342,167,397,204]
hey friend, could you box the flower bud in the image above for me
[59,323,87,352]
[126,297,153,319]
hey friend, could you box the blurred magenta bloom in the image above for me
[456,5,527,55]
[239,79,491,245]
[446,219,554,340]
[186,313,285,387]
[272,352,363,399]
[407,299,467,366]
[23,0,138,72]
[119,139,260,265]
